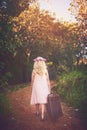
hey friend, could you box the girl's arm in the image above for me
[46,70,51,92]
[31,71,35,87]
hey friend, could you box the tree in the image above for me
[50,22,78,72]
[69,0,87,65]
[0,0,80,87]
[0,0,36,16]
[69,0,87,26]
[13,5,56,58]
[0,0,35,88]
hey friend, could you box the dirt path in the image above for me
[0,82,87,130]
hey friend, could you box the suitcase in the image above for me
[47,93,63,121]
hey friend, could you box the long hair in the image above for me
[33,61,47,76]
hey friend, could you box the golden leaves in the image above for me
[69,0,87,16]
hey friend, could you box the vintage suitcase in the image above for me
[47,93,63,121]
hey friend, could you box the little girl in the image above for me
[30,56,51,121]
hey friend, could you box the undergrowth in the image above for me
[55,70,87,118]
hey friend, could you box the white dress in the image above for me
[30,72,50,105]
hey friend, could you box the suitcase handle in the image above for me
[51,90,56,94]
[49,90,60,98]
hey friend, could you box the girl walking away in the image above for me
[30,56,51,121]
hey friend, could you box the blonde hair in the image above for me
[33,61,47,76]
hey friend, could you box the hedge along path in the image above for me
[6,81,86,130]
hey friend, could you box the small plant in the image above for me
[56,70,87,118]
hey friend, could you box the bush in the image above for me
[56,70,87,117]
[0,72,12,91]
[0,94,10,115]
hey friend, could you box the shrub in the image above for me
[55,70,87,117]
[0,72,12,91]
[0,94,10,115]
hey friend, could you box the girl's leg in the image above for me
[36,104,40,115]
[41,104,45,120]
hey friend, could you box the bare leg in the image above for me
[41,104,45,120]
[36,104,40,115]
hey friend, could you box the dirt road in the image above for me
[0,83,87,130]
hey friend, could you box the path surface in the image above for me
[0,82,87,130]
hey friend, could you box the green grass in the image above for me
[8,83,30,92]
[0,83,30,93]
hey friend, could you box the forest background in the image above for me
[0,0,87,118]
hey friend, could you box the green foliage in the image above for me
[7,0,35,16]
[56,70,87,117]
[0,72,12,91]
[0,94,10,115]
[8,83,30,92]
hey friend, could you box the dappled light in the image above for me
[0,0,87,130]
[2,83,86,130]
